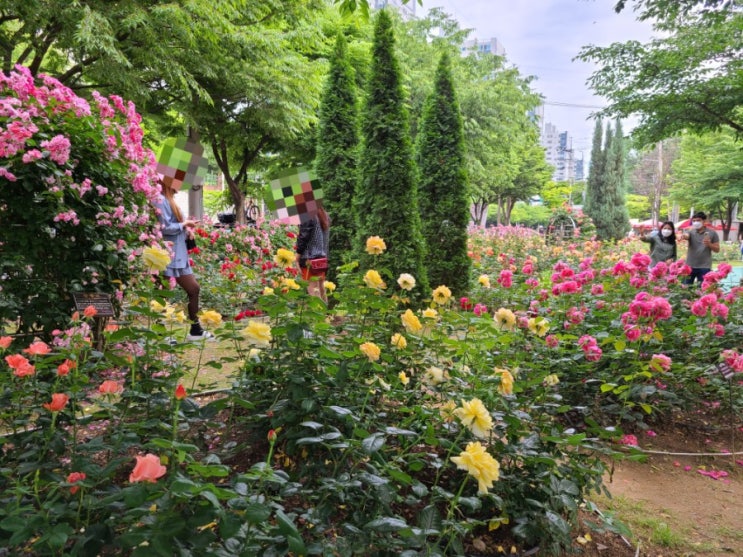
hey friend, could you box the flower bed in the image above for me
[1,226,742,555]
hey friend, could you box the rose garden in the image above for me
[2,2,743,556]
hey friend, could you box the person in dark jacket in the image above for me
[296,205,330,303]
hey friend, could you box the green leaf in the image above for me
[362,432,385,454]
[365,517,408,532]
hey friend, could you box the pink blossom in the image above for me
[590,284,604,296]
[650,354,672,372]
[498,269,513,288]
[711,303,729,320]
[545,335,559,348]
[645,430,657,437]
[585,345,602,362]
[566,306,585,325]
[40,134,71,165]
[473,303,488,317]
[521,262,534,275]
[21,149,43,163]
[710,323,725,337]
[631,252,651,269]
[618,434,639,446]
[624,326,641,342]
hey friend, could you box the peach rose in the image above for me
[129,454,167,483]
[43,393,69,412]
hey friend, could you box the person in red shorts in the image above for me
[296,205,330,303]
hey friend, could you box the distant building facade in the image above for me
[460,37,506,57]
[540,123,577,183]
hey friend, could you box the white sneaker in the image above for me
[186,331,216,342]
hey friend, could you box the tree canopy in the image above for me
[578,0,742,145]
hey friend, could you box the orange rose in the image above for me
[83,305,98,318]
[98,380,123,395]
[0,336,12,350]
[5,354,35,377]
[43,393,69,412]
[129,454,167,483]
[23,341,51,356]
[67,472,86,494]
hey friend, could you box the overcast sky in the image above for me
[424,0,658,158]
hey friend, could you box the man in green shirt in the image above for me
[681,211,720,284]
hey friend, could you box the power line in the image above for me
[543,101,606,109]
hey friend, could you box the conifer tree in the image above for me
[586,121,631,241]
[601,119,631,240]
[315,33,359,279]
[355,10,428,293]
[416,52,470,295]
[584,119,605,220]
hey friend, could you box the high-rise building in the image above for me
[373,0,417,19]
[540,124,575,183]
[460,37,506,57]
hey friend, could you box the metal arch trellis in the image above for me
[546,213,577,244]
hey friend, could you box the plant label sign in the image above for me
[72,292,115,317]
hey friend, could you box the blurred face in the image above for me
[691,218,704,229]
[661,226,673,237]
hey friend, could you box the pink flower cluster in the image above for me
[578,335,602,362]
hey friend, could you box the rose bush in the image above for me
[0,66,159,338]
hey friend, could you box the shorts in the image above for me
[301,266,325,281]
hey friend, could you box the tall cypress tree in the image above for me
[601,119,631,240]
[356,10,428,293]
[584,119,604,220]
[315,33,359,279]
[416,52,469,294]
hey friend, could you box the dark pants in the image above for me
[685,267,710,285]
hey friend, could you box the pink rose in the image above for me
[129,454,167,483]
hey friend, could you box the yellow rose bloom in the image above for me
[398,371,410,386]
[543,373,560,387]
[274,248,296,268]
[262,287,275,295]
[401,309,423,334]
[494,307,516,331]
[365,236,387,255]
[142,246,171,272]
[390,333,407,349]
[478,275,491,288]
[495,368,514,396]
[454,398,493,439]
[440,400,457,422]
[397,273,416,291]
[363,269,386,289]
[281,277,301,291]
[324,281,337,292]
[451,441,501,495]
[527,317,550,337]
[199,310,222,329]
[242,320,272,347]
[432,285,452,305]
[423,366,448,385]
[422,308,439,319]
[150,300,167,313]
[359,341,381,362]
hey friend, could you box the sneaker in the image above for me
[186,331,216,342]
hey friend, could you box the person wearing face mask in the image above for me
[641,221,677,267]
[681,211,720,284]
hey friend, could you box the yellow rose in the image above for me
[150,300,167,313]
[543,373,560,387]
[454,398,494,438]
[494,307,516,331]
[365,236,387,255]
[423,366,447,385]
[359,341,381,362]
[478,275,491,288]
[324,281,337,292]
[527,317,550,337]
[142,246,171,272]
[242,320,272,346]
[422,308,438,319]
[401,309,423,334]
[198,310,222,329]
[262,287,275,295]
[281,277,301,291]
[432,285,452,305]
[274,248,296,268]
[398,371,410,386]
[451,442,500,495]
[363,269,386,289]
[495,368,514,396]
[390,333,407,349]
[397,273,416,291]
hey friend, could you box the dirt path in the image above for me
[583,416,743,557]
